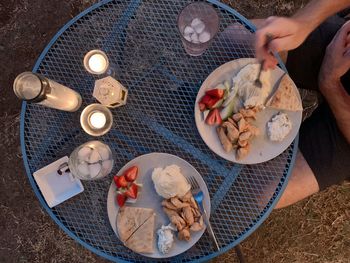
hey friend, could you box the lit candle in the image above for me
[89,111,106,129]
[88,54,107,73]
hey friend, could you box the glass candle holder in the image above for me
[83,50,116,77]
[80,104,113,136]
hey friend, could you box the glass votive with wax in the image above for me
[80,104,113,136]
[83,50,116,77]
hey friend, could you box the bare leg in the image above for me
[275,151,320,209]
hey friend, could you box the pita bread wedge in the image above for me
[266,75,303,111]
[116,207,154,242]
[125,213,155,254]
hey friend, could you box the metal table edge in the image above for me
[19,0,299,262]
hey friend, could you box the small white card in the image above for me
[33,156,84,208]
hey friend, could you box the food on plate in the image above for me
[157,224,176,254]
[233,63,272,108]
[114,165,141,207]
[205,108,222,126]
[266,74,303,111]
[151,165,191,199]
[161,191,204,242]
[125,214,155,254]
[217,107,261,160]
[267,112,293,141]
[116,206,156,253]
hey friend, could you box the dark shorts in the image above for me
[286,16,350,190]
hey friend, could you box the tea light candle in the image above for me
[89,111,106,129]
[83,50,109,75]
[80,104,113,136]
[88,54,107,73]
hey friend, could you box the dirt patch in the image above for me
[1,1,349,263]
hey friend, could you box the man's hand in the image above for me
[255,16,310,69]
[319,21,350,89]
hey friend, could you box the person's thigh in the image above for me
[275,151,319,209]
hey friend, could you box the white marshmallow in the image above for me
[184,33,192,42]
[191,32,199,43]
[89,149,101,163]
[89,163,102,178]
[77,163,90,176]
[191,18,205,34]
[77,147,92,162]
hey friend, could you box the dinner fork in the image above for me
[186,175,220,251]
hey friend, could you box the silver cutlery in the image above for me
[186,175,220,251]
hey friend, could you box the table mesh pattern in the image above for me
[22,0,295,262]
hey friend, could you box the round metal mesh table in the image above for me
[20,0,298,262]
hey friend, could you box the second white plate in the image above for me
[194,58,302,164]
[107,152,211,258]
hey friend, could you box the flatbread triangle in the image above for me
[266,74,303,111]
[116,206,154,243]
[125,213,155,254]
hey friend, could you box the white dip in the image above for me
[157,225,175,254]
[152,165,191,199]
[232,63,272,108]
[267,113,292,141]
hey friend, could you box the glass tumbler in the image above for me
[177,2,219,56]
[59,141,114,180]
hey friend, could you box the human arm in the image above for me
[319,21,350,144]
[255,0,350,69]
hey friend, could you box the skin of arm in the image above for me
[319,21,350,143]
[255,0,350,69]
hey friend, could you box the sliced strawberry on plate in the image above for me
[199,102,206,112]
[205,88,225,99]
[200,94,221,109]
[116,194,126,207]
[114,175,128,188]
[205,108,222,126]
[123,166,138,182]
[125,183,138,199]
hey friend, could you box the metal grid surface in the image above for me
[20,0,297,262]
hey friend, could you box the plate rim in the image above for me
[106,152,211,259]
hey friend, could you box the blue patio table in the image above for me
[20,0,298,262]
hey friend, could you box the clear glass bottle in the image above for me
[13,72,82,112]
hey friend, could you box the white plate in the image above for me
[194,58,302,164]
[33,156,84,208]
[107,153,211,258]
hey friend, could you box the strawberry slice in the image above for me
[200,94,221,109]
[123,166,138,182]
[125,183,138,199]
[114,175,128,188]
[199,102,206,112]
[205,88,225,99]
[205,109,222,126]
[116,194,126,207]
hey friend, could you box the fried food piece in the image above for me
[190,222,203,232]
[245,123,260,136]
[222,122,239,142]
[191,207,201,218]
[180,191,192,202]
[239,109,256,119]
[217,126,233,153]
[238,139,248,148]
[183,206,194,225]
[161,200,178,210]
[238,118,247,133]
[232,113,243,122]
[239,131,252,141]
[170,197,190,209]
[236,144,250,160]
[163,207,186,231]
[178,228,191,241]
[190,197,199,210]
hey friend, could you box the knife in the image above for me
[264,72,287,106]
